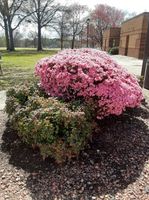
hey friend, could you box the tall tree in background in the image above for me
[13,30,23,46]
[0,0,30,51]
[26,0,59,51]
[28,31,38,48]
[0,1,10,50]
[52,6,71,50]
[0,15,9,50]
[67,3,87,49]
[0,35,6,47]
[90,4,125,48]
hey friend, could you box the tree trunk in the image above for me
[7,16,15,51]
[37,23,42,51]
[3,17,9,50]
[9,28,15,51]
[100,31,103,49]
[60,32,64,50]
[71,35,75,49]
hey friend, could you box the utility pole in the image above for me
[144,59,149,89]
[86,18,90,48]
[141,15,149,90]
[141,15,149,77]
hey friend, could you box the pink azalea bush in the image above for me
[35,48,143,119]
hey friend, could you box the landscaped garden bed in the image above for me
[5,48,143,163]
[0,48,149,199]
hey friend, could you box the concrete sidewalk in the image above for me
[111,55,149,98]
[111,55,142,76]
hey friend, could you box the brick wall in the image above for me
[119,12,149,59]
[103,28,121,51]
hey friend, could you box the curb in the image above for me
[0,90,6,111]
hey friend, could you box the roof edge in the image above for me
[123,12,149,24]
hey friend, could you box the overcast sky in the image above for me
[57,0,149,14]
[0,0,149,38]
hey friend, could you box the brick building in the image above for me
[119,12,149,59]
[102,27,121,51]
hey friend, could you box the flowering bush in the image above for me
[36,48,143,119]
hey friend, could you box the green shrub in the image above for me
[137,75,144,88]
[6,84,92,163]
[108,47,119,55]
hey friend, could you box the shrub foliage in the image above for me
[6,49,143,163]
[6,85,92,163]
[108,46,119,55]
[36,48,143,119]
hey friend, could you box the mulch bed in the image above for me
[0,101,149,200]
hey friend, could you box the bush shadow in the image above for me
[1,104,149,200]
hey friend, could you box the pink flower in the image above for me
[35,48,143,119]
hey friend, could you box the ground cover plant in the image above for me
[6,48,143,163]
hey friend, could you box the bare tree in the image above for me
[0,2,9,50]
[0,0,31,51]
[28,31,38,48]
[52,6,71,49]
[67,3,87,49]
[26,0,59,51]
[13,30,23,46]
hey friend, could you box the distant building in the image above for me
[119,12,149,59]
[102,27,121,51]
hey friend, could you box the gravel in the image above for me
[0,95,149,200]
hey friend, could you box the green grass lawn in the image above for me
[0,48,58,90]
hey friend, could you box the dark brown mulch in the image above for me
[0,101,149,200]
